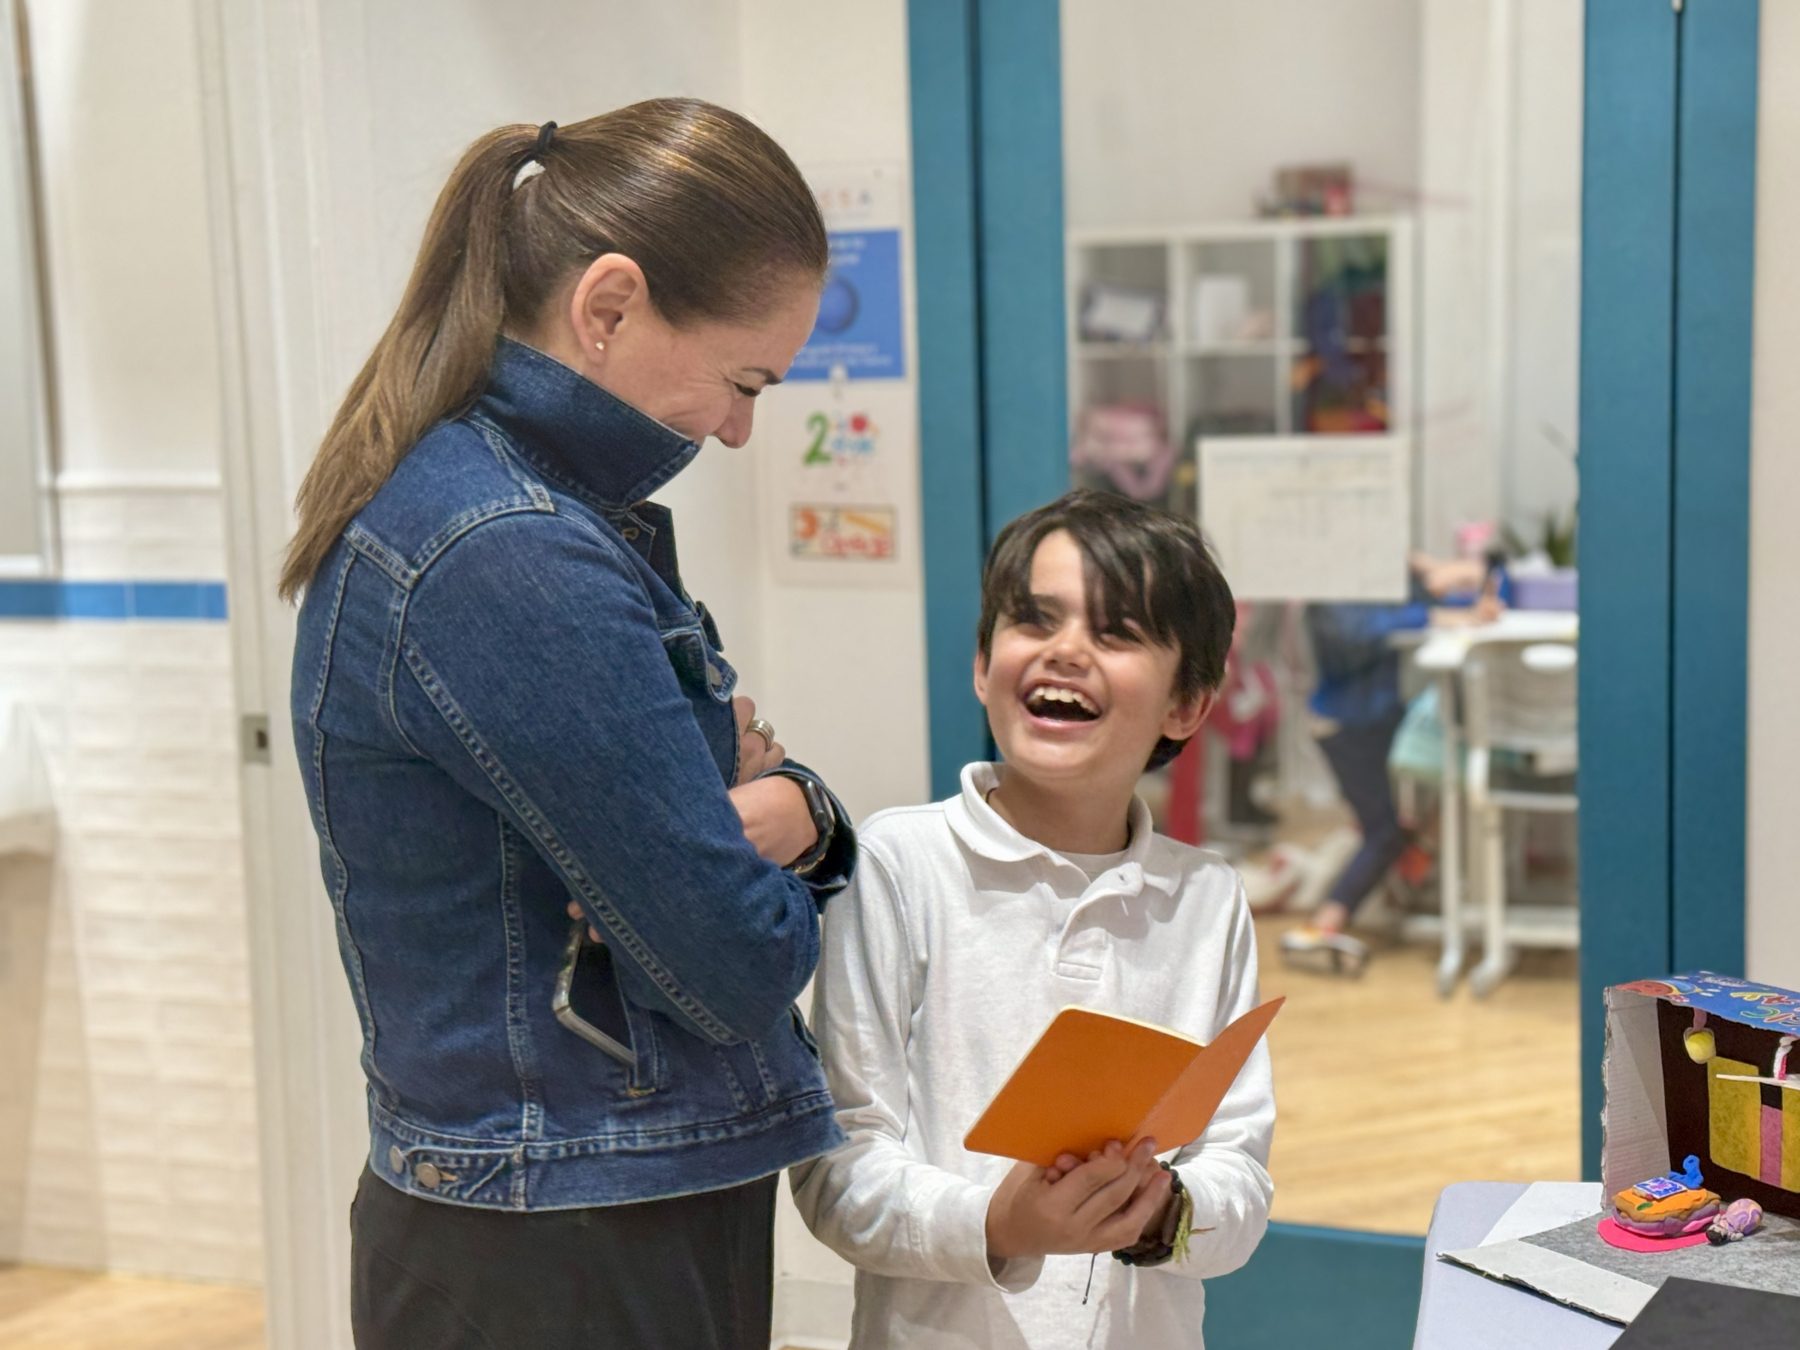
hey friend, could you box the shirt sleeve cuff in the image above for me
[926,1179,1045,1293]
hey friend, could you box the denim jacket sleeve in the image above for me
[762,760,857,902]
[390,509,823,1046]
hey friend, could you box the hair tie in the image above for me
[511,121,558,191]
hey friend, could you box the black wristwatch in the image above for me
[787,776,835,877]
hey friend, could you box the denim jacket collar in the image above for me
[472,337,698,510]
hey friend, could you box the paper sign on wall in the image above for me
[758,162,916,588]
[788,228,906,382]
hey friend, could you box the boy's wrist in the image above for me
[1138,1185,1179,1242]
[984,1192,1026,1261]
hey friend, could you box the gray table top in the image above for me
[1413,1182,1622,1350]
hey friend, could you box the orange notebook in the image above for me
[964,997,1284,1167]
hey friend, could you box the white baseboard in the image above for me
[771,1275,852,1349]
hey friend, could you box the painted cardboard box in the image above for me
[1604,972,1800,1220]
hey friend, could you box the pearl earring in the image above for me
[594,341,606,352]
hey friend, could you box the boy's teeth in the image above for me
[1030,686,1098,714]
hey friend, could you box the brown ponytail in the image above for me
[278,99,827,602]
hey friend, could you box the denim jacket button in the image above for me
[414,1161,442,1190]
[706,663,724,690]
[387,1146,405,1175]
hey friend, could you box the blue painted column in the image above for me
[1671,0,1757,977]
[909,0,990,799]
[1577,0,1682,1176]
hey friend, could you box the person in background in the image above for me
[1281,553,1504,974]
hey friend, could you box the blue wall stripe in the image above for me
[973,0,1069,540]
[1577,0,1682,1178]
[909,0,992,801]
[1671,0,1757,978]
[0,580,228,622]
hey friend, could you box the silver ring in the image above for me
[746,717,776,749]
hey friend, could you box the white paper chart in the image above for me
[1199,436,1410,602]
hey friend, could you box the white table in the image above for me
[1400,611,1578,995]
[1414,1182,1621,1350]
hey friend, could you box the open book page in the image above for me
[1136,998,1285,1153]
[964,998,1283,1166]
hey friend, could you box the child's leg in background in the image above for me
[1314,705,1410,925]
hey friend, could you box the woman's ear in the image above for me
[972,650,991,708]
[569,253,648,353]
[1163,688,1216,743]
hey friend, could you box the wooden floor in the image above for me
[0,1265,264,1349]
[1256,911,1581,1235]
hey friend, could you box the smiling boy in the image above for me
[792,490,1274,1349]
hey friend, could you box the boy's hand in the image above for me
[986,1140,1170,1261]
[1050,1147,1180,1244]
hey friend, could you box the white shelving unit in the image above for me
[1067,215,1414,452]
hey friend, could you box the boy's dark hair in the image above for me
[977,489,1235,772]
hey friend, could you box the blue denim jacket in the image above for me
[292,338,852,1211]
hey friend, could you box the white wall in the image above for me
[0,0,260,1283]
[1502,0,1582,540]
[735,1,930,827]
[736,2,924,1336]
[1061,0,1423,230]
[1415,0,1500,550]
[31,0,223,483]
[1746,0,1800,992]
[0,498,251,1282]
[1416,0,1582,555]
[0,1,46,563]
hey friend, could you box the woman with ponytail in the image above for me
[285,100,855,1349]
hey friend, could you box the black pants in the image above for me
[349,1166,777,1350]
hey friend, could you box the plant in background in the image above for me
[1504,509,1577,568]
[1504,423,1578,567]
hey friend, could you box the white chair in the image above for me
[1462,638,1579,996]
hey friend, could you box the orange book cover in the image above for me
[963,997,1285,1167]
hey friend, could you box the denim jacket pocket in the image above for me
[561,939,668,1097]
[711,1040,780,1112]
[659,624,737,705]
[619,999,668,1096]
[789,1003,821,1060]
[695,601,726,654]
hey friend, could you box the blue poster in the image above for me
[788,229,905,381]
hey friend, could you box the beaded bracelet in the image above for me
[1112,1161,1195,1268]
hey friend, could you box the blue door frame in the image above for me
[909,0,1757,1343]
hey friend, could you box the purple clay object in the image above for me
[1705,1198,1764,1246]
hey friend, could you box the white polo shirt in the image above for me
[792,763,1275,1349]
